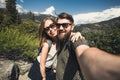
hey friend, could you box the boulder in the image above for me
[0,58,32,80]
[0,58,14,80]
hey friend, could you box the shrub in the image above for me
[0,27,38,60]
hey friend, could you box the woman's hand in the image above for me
[42,77,46,80]
[71,32,85,43]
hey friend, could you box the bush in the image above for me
[83,27,120,54]
[0,27,38,60]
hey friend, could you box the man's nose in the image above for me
[59,25,64,29]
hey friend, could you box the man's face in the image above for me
[56,19,74,41]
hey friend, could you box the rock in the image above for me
[0,58,32,80]
[15,60,32,80]
[0,58,14,80]
[18,72,31,80]
[15,60,32,75]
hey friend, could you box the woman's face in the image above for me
[44,19,58,38]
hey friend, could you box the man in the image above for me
[56,12,89,80]
[56,12,120,80]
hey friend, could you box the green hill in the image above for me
[74,16,120,54]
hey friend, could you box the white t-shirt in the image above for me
[37,43,57,68]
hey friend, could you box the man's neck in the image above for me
[59,32,71,48]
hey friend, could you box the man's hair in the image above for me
[56,12,74,24]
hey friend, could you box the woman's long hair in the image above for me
[38,17,55,48]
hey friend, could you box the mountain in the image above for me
[74,16,120,33]
[74,16,120,54]
[20,13,55,23]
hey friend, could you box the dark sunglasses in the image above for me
[56,23,72,28]
[44,23,56,31]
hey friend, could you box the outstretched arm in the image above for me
[78,47,120,80]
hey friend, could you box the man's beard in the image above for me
[58,31,71,42]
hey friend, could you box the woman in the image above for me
[28,17,83,80]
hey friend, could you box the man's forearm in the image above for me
[78,47,120,80]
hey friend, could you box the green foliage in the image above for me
[0,19,39,61]
[74,16,120,54]
[0,27,38,60]
[20,20,38,33]
[2,14,12,26]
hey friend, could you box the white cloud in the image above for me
[0,0,5,3]
[16,4,27,13]
[0,0,5,8]
[16,5,55,16]
[73,6,120,25]
[16,4,22,12]
[41,6,55,15]
[33,12,40,16]
[33,6,55,16]
[20,0,24,3]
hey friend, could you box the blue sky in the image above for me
[16,0,120,15]
[0,0,120,24]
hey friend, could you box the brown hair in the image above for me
[38,17,55,48]
[56,12,74,24]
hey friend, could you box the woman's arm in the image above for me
[71,32,85,43]
[40,42,49,80]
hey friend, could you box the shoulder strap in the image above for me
[37,47,42,56]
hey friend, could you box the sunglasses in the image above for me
[44,23,56,31]
[56,23,72,28]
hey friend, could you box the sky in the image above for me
[0,0,120,24]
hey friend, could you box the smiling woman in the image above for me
[28,17,58,80]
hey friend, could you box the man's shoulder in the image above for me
[71,39,88,50]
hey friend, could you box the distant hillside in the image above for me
[74,16,120,33]
[20,13,55,23]
[74,16,120,54]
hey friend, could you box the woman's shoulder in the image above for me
[46,39,52,48]
[42,39,52,48]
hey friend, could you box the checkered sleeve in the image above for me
[72,39,88,50]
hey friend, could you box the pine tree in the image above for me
[5,0,18,23]
[28,11,35,21]
[0,13,4,24]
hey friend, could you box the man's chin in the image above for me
[58,35,65,41]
